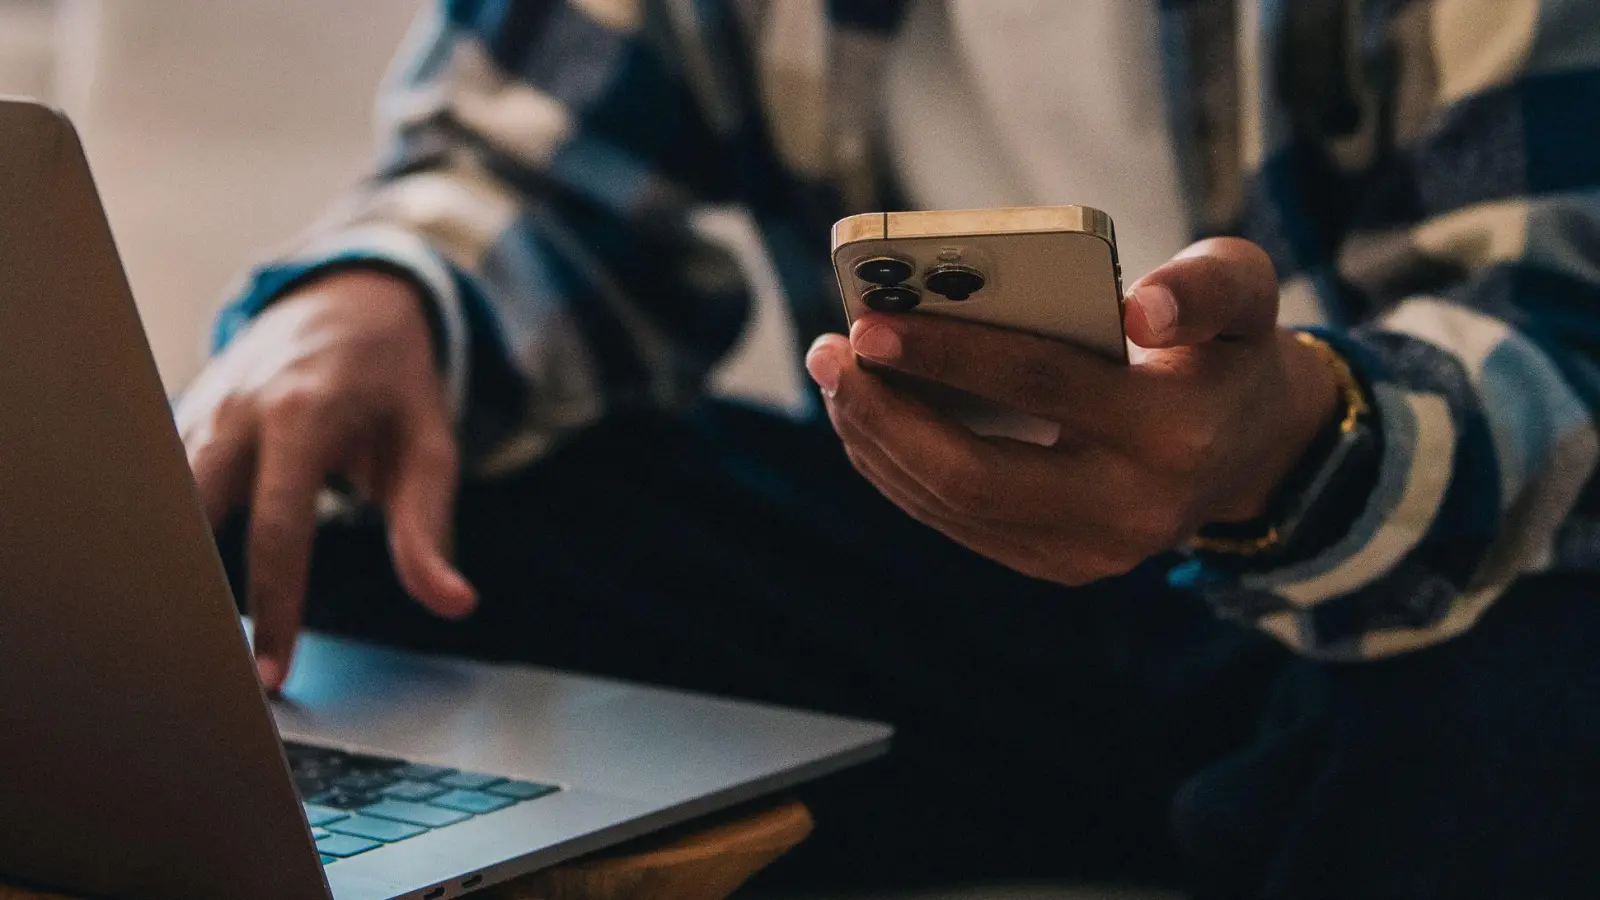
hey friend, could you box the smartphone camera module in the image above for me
[853,256,915,287]
[923,264,986,301]
[862,285,922,312]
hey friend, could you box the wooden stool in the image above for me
[1,801,812,900]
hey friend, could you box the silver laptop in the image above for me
[0,98,891,900]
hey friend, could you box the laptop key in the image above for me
[437,772,506,791]
[320,855,338,866]
[430,789,516,815]
[326,814,429,843]
[303,804,349,827]
[315,833,383,858]
[381,780,448,802]
[488,780,560,801]
[311,829,331,841]
[393,763,456,781]
[361,799,473,828]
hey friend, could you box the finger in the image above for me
[835,389,1164,539]
[1124,237,1279,348]
[186,416,257,530]
[842,435,1047,565]
[246,431,326,693]
[829,398,978,525]
[814,336,979,517]
[838,426,1138,585]
[822,348,1193,553]
[814,337,1013,514]
[382,406,476,620]
[815,334,1180,524]
[806,333,851,399]
[823,333,1158,518]
[819,340,1185,578]
[846,313,1167,452]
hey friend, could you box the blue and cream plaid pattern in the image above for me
[219,0,1600,660]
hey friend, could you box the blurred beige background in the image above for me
[0,0,804,410]
[1,0,423,389]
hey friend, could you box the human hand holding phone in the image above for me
[807,237,1341,586]
[176,270,477,693]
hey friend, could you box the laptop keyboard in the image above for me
[285,741,560,865]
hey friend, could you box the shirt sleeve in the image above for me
[215,1,753,472]
[1178,0,1600,660]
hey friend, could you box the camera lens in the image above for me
[862,285,922,312]
[924,265,986,301]
[854,256,915,286]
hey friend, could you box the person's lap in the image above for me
[216,401,1600,897]
[1179,569,1600,899]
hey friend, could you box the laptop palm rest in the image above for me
[274,630,891,898]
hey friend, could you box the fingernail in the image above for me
[1132,284,1178,341]
[806,342,843,398]
[256,657,282,692]
[853,325,903,362]
[443,571,479,617]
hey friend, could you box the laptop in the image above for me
[0,98,891,900]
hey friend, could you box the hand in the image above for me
[176,270,476,692]
[805,238,1341,586]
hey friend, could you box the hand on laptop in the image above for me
[804,238,1340,586]
[175,270,477,692]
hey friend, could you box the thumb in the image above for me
[1124,237,1280,348]
[383,412,477,620]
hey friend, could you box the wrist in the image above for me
[285,267,424,302]
[1193,330,1377,560]
[272,267,428,318]
[272,266,446,367]
[1222,330,1344,522]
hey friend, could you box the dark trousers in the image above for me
[219,401,1600,899]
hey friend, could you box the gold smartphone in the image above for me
[831,206,1127,443]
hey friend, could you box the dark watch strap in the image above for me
[1191,332,1383,566]
[1194,412,1381,567]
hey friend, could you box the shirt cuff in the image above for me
[1171,331,1454,654]
[214,224,471,420]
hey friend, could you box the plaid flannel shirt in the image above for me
[219,0,1600,660]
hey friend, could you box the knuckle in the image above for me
[250,486,313,542]
[250,509,294,548]
[1217,237,1275,277]
[260,379,329,425]
[1182,252,1232,286]
[834,381,881,432]
[389,541,428,581]
[179,392,239,446]
[215,390,255,423]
